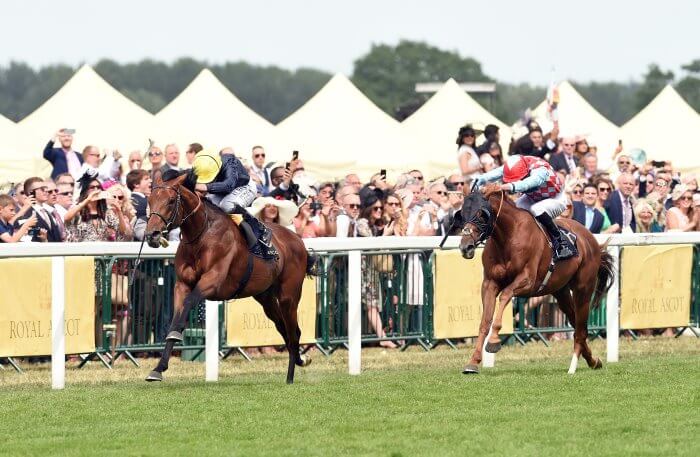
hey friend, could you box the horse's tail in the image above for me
[591,239,615,309]
[306,250,321,277]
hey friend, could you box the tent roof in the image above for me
[532,81,620,160]
[154,69,274,158]
[17,65,154,159]
[621,85,700,170]
[275,73,408,180]
[401,78,512,176]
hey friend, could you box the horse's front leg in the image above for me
[486,272,533,353]
[146,281,200,382]
[463,279,499,374]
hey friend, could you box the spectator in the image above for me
[479,153,497,172]
[356,194,399,349]
[0,194,38,243]
[652,173,673,210]
[317,182,335,205]
[63,174,131,242]
[426,181,450,224]
[294,198,328,238]
[161,144,181,173]
[23,177,60,242]
[605,172,636,233]
[574,137,590,161]
[55,182,74,220]
[343,173,362,192]
[44,180,66,241]
[249,145,272,195]
[43,129,83,179]
[105,183,135,240]
[185,142,203,167]
[248,196,298,231]
[666,185,696,232]
[405,179,436,236]
[682,174,698,194]
[80,145,120,184]
[456,125,482,180]
[446,173,468,194]
[610,154,633,183]
[475,124,500,155]
[128,151,143,171]
[634,200,664,233]
[55,172,76,190]
[580,153,599,181]
[512,120,559,158]
[336,193,361,237]
[572,184,605,233]
[484,140,504,167]
[567,180,584,203]
[126,169,151,220]
[549,136,579,176]
[147,145,164,180]
[9,183,32,224]
[383,192,408,236]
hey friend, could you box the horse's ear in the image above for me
[152,168,163,186]
[182,169,197,192]
[452,209,464,229]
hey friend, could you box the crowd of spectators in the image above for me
[1,123,697,348]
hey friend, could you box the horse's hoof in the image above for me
[286,378,294,385]
[297,354,312,367]
[145,371,163,382]
[166,331,183,342]
[485,341,502,353]
[462,364,480,374]
[593,358,603,370]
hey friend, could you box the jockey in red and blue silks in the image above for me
[476,154,576,261]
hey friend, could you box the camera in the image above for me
[28,227,40,237]
[651,160,666,168]
[310,202,323,211]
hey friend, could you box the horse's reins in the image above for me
[460,190,504,249]
[129,184,208,286]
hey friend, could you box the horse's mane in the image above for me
[161,169,197,192]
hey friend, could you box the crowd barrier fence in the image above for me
[1,234,699,388]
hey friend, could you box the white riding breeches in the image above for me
[515,188,568,218]
[208,186,256,213]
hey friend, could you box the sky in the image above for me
[2,0,699,85]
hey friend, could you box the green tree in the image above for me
[675,58,700,113]
[635,64,674,111]
[575,81,639,125]
[352,40,491,117]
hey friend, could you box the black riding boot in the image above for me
[535,213,575,261]
[230,204,277,259]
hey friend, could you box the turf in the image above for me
[1,337,698,457]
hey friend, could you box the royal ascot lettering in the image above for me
[242,312,276,331]
[9,319,82,339]
[447,305,477,323]
[620,245,693,330]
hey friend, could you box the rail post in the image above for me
[348,250,361,375]
[205,300,219,381]
[606,246,620,363]
[51,256,65,390]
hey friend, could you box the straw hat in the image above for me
[671,184,690,202]
[246,197,299,226]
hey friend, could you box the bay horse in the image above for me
[455,183,614,374]
[143,170,315,383]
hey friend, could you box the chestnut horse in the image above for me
[455,184,614,374]
[143,171,315,383]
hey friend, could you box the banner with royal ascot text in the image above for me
[0,257,95,356]
[620,245,693,329]
[433,250,513,339]
[226,277,317,347]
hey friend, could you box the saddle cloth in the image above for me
[534,219,578,251]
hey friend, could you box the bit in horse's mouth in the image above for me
[462,246,475,259]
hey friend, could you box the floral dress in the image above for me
[66,209,131,242]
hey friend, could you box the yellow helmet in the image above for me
[192,152,221,184]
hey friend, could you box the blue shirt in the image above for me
[585,207,595,229]
[0,219,14,241]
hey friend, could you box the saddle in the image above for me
[533,219,578,293]
[229,214,278,261]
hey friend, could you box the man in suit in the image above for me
[160,144,181,174]
[511,120,559,159]
[604,173,636,233]
[43,129,83,180]
[572,184,604,233]
[21,177,62,242]
[549,136,579,176]
[249,145,272,195]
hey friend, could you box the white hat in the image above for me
[246,197,299,227]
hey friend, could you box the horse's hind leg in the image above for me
[254,290,289,347]
[571,281,602,372]
[278,286,306,384]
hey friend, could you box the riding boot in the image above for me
[535,213,575,261]
[230,204,278,259]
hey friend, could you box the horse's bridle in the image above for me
[149,184,207,244]
[460,191,504,248]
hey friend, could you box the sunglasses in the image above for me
[88,185,102,190]
[372,206,383,211]
[347,204,360,209]
[655,181,668,187]
[130,159,142,163]
[413,176,424,181]
[435,191,446,195]
[562,143,575,147]
[32,186,48,193]
[680,196,693,201]
[572,190,582,195]
[463,133,475,138]
[618,161,630,165]
[450,181,465,186]
[115,195,124,201]
[58,191,72,196]
[598,187,610,192]
[387,202,401,207]
[254,153,266,158]
[18,191,25,195]
[148,152,162,157]
[46,189,58,195]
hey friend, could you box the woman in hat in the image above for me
[247,196,298,231]
[666,184,696,232]
[191,151,276,257]
[456,124,483,181]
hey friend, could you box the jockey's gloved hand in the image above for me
[476,177,487,187]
